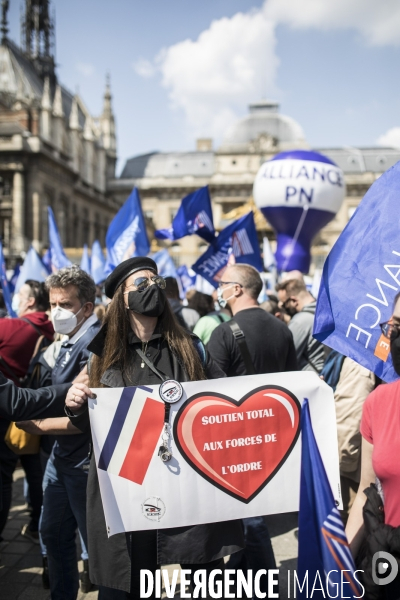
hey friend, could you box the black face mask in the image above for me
[127,284,166,317]
[390,331,400,376]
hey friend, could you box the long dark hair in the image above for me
[89,286,206,387]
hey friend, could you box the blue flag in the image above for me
[0,241,16,317]
[8,264,20,295]
[105,188,149,275]
[297,399,361,599]
[177,265,196,298]
[155,186,215,243]
[14,247,51,294]
[150,249,177,279]
[80,244,91,275]
[192,212,263,287]
[313,161,400,383]
[42,248,52,273]
[91,241,107,285]
[48,207,71,271]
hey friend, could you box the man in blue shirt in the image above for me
[26,266,100,599]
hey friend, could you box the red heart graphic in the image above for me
[174,385,301,503]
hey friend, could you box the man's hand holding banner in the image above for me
[88,372,341,536]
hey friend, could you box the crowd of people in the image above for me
[0,257,398,599]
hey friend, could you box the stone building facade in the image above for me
[0,0,118,262]
[111,100,400,273]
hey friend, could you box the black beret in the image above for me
[104,257,158,299]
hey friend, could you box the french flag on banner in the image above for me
[97,386,164,485]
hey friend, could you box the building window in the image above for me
[72,204,79,248]
[58,197,69,246]
[94,213,100,241]
[0,175,12,197]
[82,208,90,245]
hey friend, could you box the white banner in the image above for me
[89,372,341,536]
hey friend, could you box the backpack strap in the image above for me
[19,317,45,338]
[212,313,225,323]
[228,320,255,375]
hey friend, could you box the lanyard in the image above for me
[135,348,176,462]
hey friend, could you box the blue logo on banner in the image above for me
[192,212,262,287]
[155,186,215,243]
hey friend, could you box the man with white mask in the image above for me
[33,266,100,598]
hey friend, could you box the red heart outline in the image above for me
[173,385,301,503]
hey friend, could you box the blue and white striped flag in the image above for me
[297,399,362,598]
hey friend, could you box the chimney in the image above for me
[196,138,213,152]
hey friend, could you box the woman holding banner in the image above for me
[65,257,244,599]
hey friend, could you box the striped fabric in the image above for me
[232,228,254,256]
[193,210,214,233]
[97,385,164,485]
[321,508,361,597]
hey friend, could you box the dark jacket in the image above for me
[70,327,244,592]
[0,372,69,506]
[0,372,68,421]
[207,306,298,376]
[357,484,400,600]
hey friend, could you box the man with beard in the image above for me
[276,278,325,373]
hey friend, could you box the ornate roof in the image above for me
[219,101,307,152]
[120,151,215,179]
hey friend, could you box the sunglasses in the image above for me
[124,275,166,293]
[380,321,400,340]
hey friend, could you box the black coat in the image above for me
[357,484,400,599]
[70,328,244,592]
[0,372,69,509]
[0,372,69,421]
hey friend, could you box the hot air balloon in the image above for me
[253,150,345,273]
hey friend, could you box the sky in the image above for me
[7,0,400,175]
